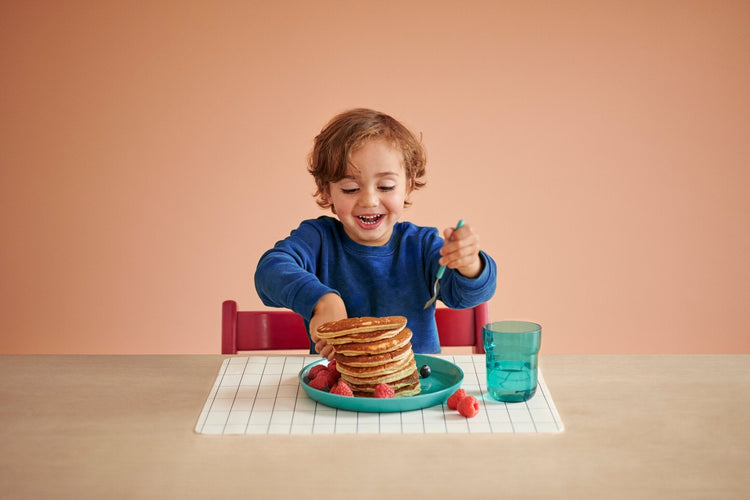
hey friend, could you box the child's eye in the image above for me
[341,188,359,194]
[378,185,396,192]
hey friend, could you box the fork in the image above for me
[423,219,465,309]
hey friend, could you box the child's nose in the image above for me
[359,187,379,206]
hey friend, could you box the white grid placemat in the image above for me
[195,355,564,435]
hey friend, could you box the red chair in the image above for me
[222,300,489,354]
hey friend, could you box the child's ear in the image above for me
[322,186,335,213]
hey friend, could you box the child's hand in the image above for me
[440,222,483,279]
[309,293,347,361]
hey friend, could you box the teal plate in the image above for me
[298,354,463,413]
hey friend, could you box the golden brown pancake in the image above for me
[333,343,412,367]
[340,358,417,386]
[331,328,412,355]
[337,353,414,378]
[345,371,420,393]
[316,316,407,339]
[325,326,405,345]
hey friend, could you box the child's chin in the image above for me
[352,227,392,246]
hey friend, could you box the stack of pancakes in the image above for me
[316,316,421,398]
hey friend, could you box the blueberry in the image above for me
[419,364,431,378]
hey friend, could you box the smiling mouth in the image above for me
[357,215,384,225]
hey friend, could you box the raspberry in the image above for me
[309,365,328,380]
[327,359,337,372]
[327,364,341,383]
[330,380,353,397]
[308,370,333,390]
[447,388,466,410]
[373,383,395,399]
[457,395,480,418]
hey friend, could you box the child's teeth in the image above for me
[359,215,380,224]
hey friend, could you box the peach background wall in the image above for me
[1,1,748,354]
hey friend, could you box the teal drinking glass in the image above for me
[483,321,542,402]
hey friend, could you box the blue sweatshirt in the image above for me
[254,216,497,353]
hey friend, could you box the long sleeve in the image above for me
[437,251,497,309]
[254,219,338,321]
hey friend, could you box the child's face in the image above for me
[326,139,409,246]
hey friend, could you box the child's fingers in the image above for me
[441,226,478,262]
[443,222,471,242]
[439,223,482,277]
[443,223,478,246]
[315,339,335,360]
[441,242,483,278]
[440,244,479,268]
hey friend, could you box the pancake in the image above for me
[340,358,418,386]
[345,370,420,393]
[331,328,412,355]
[337,352,414,378]
[325,325,404,345]
[394,383,422,397]
[333,343,412,367]
[316,316,407,339]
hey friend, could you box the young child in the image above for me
[254,108,496,359]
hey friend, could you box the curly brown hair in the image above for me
[308,108,427,209]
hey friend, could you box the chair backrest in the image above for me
[222,300,489,354]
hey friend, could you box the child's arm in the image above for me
[308,292,347,361]
[439,222,483,278]
[255,219,338,315]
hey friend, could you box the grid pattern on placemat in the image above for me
[195,355,564,435]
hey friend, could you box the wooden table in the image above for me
[1,355,748,499]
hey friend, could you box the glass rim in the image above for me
[483,320,541,334]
